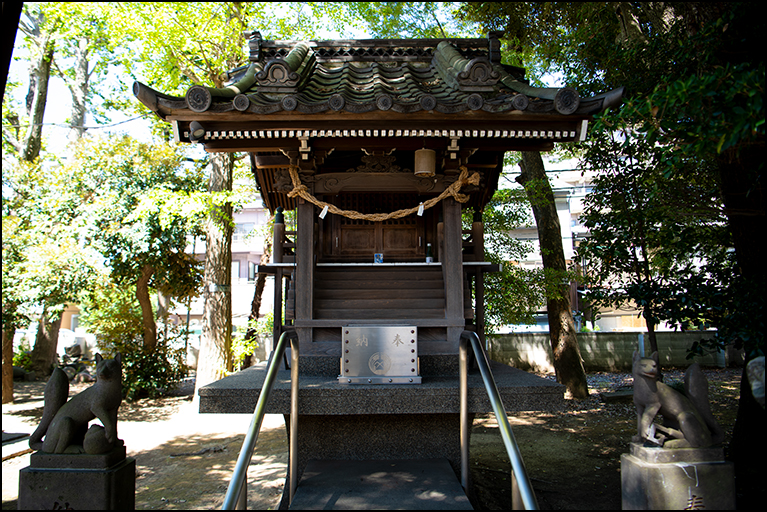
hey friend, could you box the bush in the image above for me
[13,340,33,371]
[111,335,188,401]
[123,343,187,400]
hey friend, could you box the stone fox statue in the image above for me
[29,353,123,454]
[632,351,724,448]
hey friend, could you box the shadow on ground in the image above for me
[130,428,287,510]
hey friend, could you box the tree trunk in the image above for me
[644,317,659,357]
[518,151,589,399]
[730,360,767,507]
[29,306,62,377]
[2,327,15,403]
[64,37,90,143]
[717,146,765,292]
[157,290,169,342]
[22,29,54,162]
[195,152,234,400]
[136,264,157,352]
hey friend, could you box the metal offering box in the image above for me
[338,325,421,384]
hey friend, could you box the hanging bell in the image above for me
[414,148,436,177]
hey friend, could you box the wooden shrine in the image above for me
[134,33,622,509]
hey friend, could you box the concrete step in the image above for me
[288,458,472,510]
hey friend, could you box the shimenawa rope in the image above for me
[286,166,480,221]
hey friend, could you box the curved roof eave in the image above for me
[133,80,622,122]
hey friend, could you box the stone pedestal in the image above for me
[621,442,735,510]
[18,445,135,510]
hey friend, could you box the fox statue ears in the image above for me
[633,351,660,363]
[94,353,122,364]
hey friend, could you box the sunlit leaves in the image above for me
[314,2,477,39]
[69,135,206,300]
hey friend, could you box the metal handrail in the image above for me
[459,330,539,510]
[222,330,299,510]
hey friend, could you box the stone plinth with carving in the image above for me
[621,442,734,510]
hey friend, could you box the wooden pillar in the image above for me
[471,212,484,262]
[273,208,285,264]
[442,197,464,350]
[437,214,444,262]
[272,211,285,351]
[472,213,486,346]
[295,199,314,346]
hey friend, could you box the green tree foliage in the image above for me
[3,2,120,155]
[2,154,99,375]
[78,277,188,400]
[3,2,348,399]
[3,1,128,390]
[314,2,475,39]
[28,3,121,140]
[78,278,144,351]
[106,3,275,385]
[461,1,764,350]
[74,135,206,352]
[3,3,59,162]
[2,134,203,379]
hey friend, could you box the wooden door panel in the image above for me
[339,226,376,256]
[322,193,428,262]
[383,225,419,254]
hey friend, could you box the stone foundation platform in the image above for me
[200,353,564,509]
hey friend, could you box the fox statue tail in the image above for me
[684,363,725,445]
[28,368,69,450]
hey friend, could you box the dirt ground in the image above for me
[3,367,743,510]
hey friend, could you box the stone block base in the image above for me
[288,413,465,480]
[18,456,136,510]
[621,442,734,510]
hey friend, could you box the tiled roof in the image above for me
[135,34,622,119]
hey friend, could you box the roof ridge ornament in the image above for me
[457,58,500,90]
[256,42,315,93]
[257,60,301,90]
[433,41,499,92]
